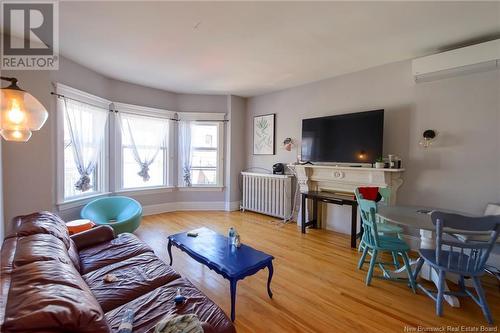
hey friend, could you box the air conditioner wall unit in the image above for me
[412,39,500,82]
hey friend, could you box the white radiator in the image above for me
[241,172,293,220]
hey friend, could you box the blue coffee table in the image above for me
[167,227,274,321]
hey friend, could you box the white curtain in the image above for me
[179,120,193,186]
[119,113,169,182]
[63,98,108,192]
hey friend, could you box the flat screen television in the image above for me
[301,110,384,163]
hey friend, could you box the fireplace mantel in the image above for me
[290,164,404,205]
[289,164,405,228]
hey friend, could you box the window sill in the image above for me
[57,192,111,211]
[115,186,175,196]
[177,186,224,192]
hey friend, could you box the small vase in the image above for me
[375,162,385,169]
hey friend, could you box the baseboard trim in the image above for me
[225,201,241,212]
[143,201,227,216]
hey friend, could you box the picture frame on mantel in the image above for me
[253,113,275,155]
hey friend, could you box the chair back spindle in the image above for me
[358,198,379,248]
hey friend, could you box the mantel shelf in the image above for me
[288,164,404,173]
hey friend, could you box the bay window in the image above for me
[57,85,225,208]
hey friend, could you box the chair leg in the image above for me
[458,275,466,292]
[391,251,400,269]
[358,246,369,270]
[358,239,365,253]
[366,250,378,286]
[471,276,494,324]
[436,270,445,317]
[401,252,416,293]
[413,257,424,281]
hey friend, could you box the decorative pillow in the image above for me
[358,187,379,201]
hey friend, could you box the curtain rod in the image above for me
[51,92,111,110]
[51,92,229,122]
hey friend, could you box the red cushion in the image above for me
[358,187,379,201]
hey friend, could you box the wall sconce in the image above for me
[1,77,48,142]
[419,129,437,148]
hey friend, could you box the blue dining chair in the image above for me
[413,211,500,324]
[357,198,416,291]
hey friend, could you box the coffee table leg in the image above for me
[230,279,237,322]
[267,262,274,298]
[167,239,173,265]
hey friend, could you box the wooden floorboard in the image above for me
[136,211,499,333]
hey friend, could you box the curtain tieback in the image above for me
[183,166,192,187]
[138,163,151,182]
[75,173,92,192]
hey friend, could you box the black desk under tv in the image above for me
[301,191,360,248]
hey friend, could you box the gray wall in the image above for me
[246,60,500,233]
[225,96,247,207]
[2,56,246,232]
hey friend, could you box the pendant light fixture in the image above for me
[0,77,48,142]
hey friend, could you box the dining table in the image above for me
[376,205,478,308]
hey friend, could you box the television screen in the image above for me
[301,110,384,163]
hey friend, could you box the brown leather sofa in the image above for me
[0,212,236,333]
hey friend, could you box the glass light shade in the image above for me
[0,129,32,142]
[1,88,48,132]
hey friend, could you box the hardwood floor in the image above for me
[136,211,499,333]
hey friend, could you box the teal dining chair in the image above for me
[357,198,416,291]
[413,211,500,324]
[355,188,403,268]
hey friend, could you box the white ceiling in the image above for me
[56,1,499,97]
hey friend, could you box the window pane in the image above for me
[63,101,103,200]
[123,147,165,188]
[191,169,217,185]
[192,124,217,148]
[120,113,169,189]
[64,144,97,198]
[191,150,217,168]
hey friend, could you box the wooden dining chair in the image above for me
[355,187,403,268]
[413,211,500,324]
[357,198,416,291]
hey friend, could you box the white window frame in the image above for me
[55,83,111,209]
[113,102,175,194]
[177,112,225,189]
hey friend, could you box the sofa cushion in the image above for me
[105,278,235,333]
[83,252,181,312]
[11,234,73,268]
[2,260,110,333]
[8,212,71,249]
[79,233,153,274]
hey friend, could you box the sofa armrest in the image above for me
[71,225,115,251]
